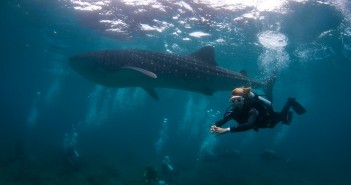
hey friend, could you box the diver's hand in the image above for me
[210,125,230,135]
[210,125,216,133]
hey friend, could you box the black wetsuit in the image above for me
[215,96,291,132]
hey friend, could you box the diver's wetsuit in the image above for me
[215,97,291,132]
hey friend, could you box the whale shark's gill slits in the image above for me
[100,51,113,69]
[96,52,104,66]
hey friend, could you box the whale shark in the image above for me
[69,46,275,100]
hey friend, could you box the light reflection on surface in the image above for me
[67,0,306,40]
[65,0,351,62]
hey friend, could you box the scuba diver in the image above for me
[161,155,177,184]
[143,166,158,184]
[210,87,306,135]
[63,125,80,169]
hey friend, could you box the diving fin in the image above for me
[288,98,306,115]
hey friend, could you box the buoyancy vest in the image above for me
[234,94,275,128]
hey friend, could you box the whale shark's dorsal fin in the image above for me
[190,46,217,66]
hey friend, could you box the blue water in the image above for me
[2,0,351,184]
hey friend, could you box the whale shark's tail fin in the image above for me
[264,73,277,102]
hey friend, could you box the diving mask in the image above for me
[229,96,244,108]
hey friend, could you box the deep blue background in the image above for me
[1,0,351,184]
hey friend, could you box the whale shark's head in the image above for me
[69,50,146,87]
[70,53,98,76]
[69,50,127,86]
[70,52,102,84]
[70,50,127,71]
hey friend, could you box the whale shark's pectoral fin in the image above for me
[121,66,157,79]
[142,87,159,100]
[120,66,159,100]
